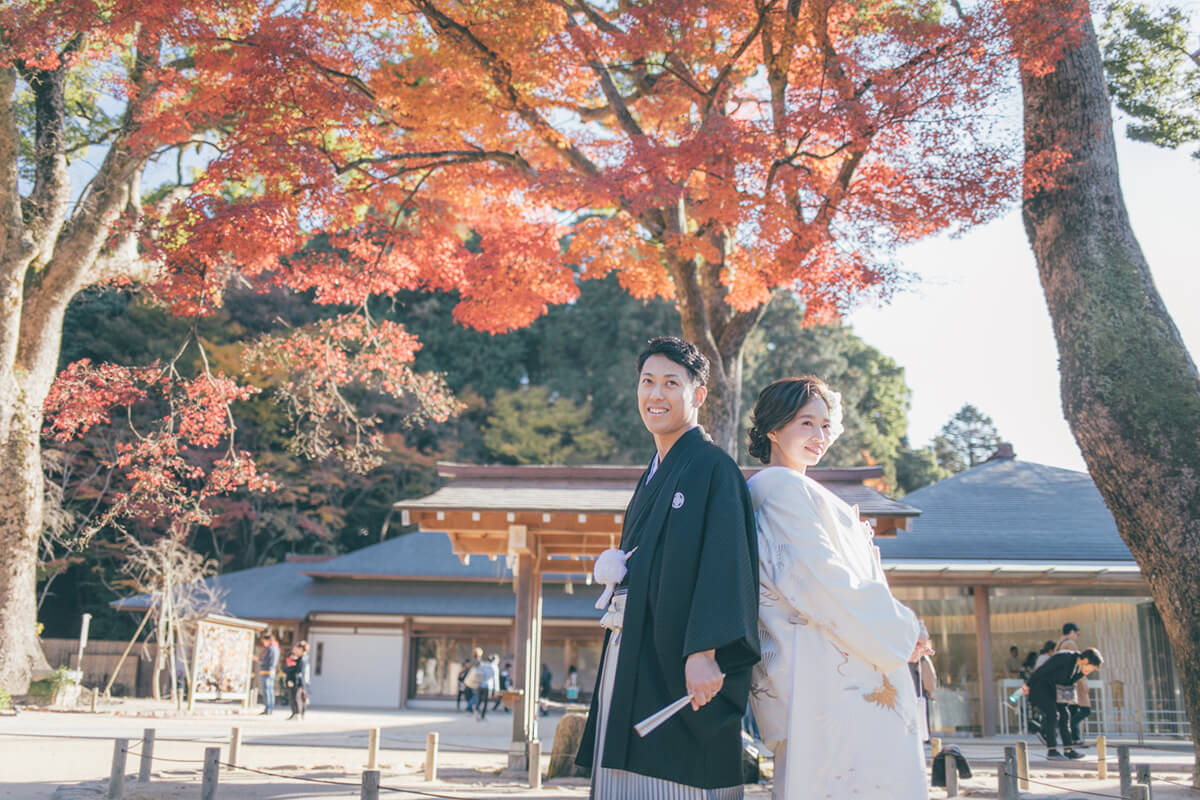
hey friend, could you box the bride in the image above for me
[747,376,932,800]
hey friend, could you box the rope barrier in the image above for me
[999,768,1125,799]
[1157,774,1200,794]
[380,734,508,755]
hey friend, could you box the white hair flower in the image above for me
[825,389,845,442]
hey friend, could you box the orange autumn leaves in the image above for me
[12,0,1077,530]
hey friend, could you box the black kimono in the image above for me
[576,427,760,789]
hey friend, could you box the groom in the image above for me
[576,336,760,796]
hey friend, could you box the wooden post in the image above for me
[945,752,958,798]
[138,729,155,783]
[424,732,438,781]
[509,548,536,771]
[361,769,381,800]
[528,740,542,790]
[1118,744,1132,798]
[973,585,997,736]
[1015,739,1029,790]
[228,727,241,769]
[1097,734,1108,780]
[90,687,98,713]
[201,747,220,800]
[930,737,942,757]
[367,727,380,770]
[108,739,128,800]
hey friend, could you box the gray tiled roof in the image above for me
[113,532,603,622]
[304,530,517,580]
[397,466,918,518]
[876,457,1133,563]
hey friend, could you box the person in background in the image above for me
[456,659,473,712]
[493,661,511,712]
[1023,648,1103,760]
[463,654,482,714]
[1034,640,1058,670]
[259,634,280,715]
[1028,640,1059,740]
[474,655,498,721]
[1055,623,1091,746]
[1005,646,1023,677]
[565,664,580,702]
[539,662,552,716]
[285,641,310,720]
[1021,651,1039,680]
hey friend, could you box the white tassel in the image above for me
[593,547,635,610]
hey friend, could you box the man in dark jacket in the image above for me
[576,337,760,797]
[1023,648,1103,760]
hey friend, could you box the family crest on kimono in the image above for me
[576,336,760,799]
[746,377,934,800]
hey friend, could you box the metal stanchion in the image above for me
[361,769,381,800]
[1136,763,1153,799]
[528,740,542,789]
[998,746,1019,800]
[201,747,220,800]
[1119,744,1132,798]
[228,726,241,769]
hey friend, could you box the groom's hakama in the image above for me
[577,428,760,797]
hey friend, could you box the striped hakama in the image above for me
[591,591,744,800]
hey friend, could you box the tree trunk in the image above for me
[0,381,53,693]
[1011,5,1200,782]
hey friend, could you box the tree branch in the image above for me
[412,0,602,178]
[331,147,535,178]
[25,65,72,268]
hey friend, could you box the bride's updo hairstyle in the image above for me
[747,377,844,465]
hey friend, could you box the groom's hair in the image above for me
[637,337,709,386]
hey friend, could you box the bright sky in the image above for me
[846,135,1200,471]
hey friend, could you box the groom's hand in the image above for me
[685,650,724,710]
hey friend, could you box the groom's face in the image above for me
[637,354,705,437]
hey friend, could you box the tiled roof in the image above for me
[113,532,603,622]
[876,457,1134,563]
[304,530,517,580]
[397,463,918,518]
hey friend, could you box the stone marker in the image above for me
[548,712,590,778]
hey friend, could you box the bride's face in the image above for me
[768,396,834,472]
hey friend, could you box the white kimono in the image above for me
[748,466,927,800]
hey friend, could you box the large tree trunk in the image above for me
[0,383,53,693]
[1012,5,1200,782]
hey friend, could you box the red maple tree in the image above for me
[3,0,1035,692]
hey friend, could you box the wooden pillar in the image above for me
[510,550,538,770]
[527,560,545,746]
[397,618,410,709]
[974,585,997,737]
